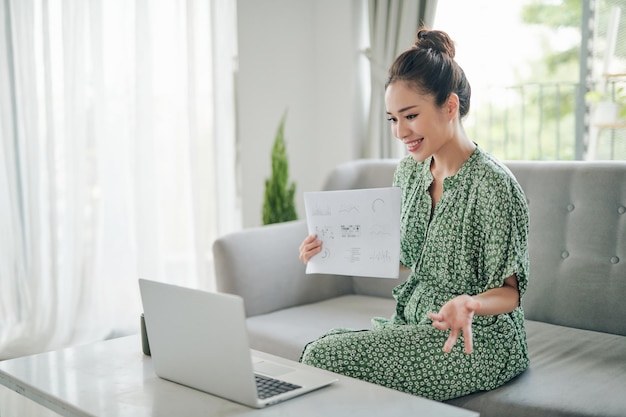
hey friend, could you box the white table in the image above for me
[0,335,478,417]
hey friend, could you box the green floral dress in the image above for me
[300,147,530,401]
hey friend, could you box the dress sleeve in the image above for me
[479,173,530,298]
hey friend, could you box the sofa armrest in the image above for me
[212,220,353,317]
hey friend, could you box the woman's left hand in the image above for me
[428,295,481,354]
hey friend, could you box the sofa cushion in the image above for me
[245,295,396,361]
[447,320,626,417]
[246,297,626,417]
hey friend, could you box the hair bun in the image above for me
[414,29,456,59]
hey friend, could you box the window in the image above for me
[436,0,626,160]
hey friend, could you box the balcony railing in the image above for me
[465,81,626,161]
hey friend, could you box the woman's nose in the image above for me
[395,119,410,139]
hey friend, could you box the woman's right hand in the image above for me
[299,234,323,264]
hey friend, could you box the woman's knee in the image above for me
[299,337,331,366]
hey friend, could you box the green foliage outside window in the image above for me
[262,111,298,225]
[470,0,584,160]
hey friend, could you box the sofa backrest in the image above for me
[322,159,400,191]
[213,220,354,317]
[506,161,626,336]
[324,158,626,336]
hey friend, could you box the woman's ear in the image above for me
[446,93,460,119]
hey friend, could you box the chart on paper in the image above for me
[304,187,401,279]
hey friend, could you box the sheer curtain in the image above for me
[363,0,437,158]
[0,0,238,360]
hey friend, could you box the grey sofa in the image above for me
[213,159,626,417]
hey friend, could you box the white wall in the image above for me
[236,0,368,227]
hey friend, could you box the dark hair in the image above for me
[385,28,471,118]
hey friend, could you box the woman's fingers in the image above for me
[298,234,316,252]
[298,235,322,264]
[427,312,448,330]
[428,296,477,354]
[463,324,474,354]
[443,328,459,353]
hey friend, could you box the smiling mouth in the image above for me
[404,138,423,152]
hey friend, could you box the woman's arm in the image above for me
[473,275,519,316]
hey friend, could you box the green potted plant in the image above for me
[262,111,297,225]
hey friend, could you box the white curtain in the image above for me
[364,0,438,158]
[0,0,239,360]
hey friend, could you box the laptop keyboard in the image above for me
[254,374,302,399]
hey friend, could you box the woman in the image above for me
[298,28,529,401]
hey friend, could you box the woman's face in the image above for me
[385,80,456,162]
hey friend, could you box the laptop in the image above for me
[138,279,337,408]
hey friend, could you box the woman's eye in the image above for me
[406,114,418,120]
[387,117,397,123]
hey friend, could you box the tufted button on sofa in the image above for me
[213,159,626,417]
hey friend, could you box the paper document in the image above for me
[304,187,401,279]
